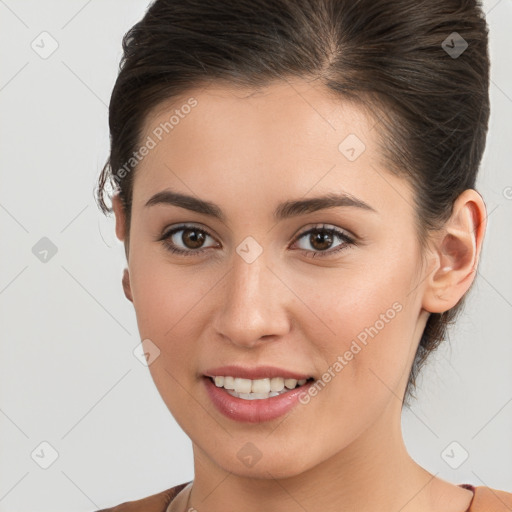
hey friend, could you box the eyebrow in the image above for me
[144,189,377,221]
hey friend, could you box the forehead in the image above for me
[141,78,376,153]
[132,78,413,220]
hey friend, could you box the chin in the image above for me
[202,438,320,480]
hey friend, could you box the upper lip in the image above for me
[203,365,312,380]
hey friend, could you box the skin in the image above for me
[112,78,485,512]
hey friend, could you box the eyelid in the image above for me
[160,222,215,240]
[291,223,356,242]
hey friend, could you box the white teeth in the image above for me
[223,376,235,389]
[234,377,252,394]
[237,392,273,400]
[284,378,298,389]
[210,375,311,400]
[270,377,285,392]
[226,389,288,399]
[251,378,271,393]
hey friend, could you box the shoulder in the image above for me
[469,486,512,511]
[94,481,192,512]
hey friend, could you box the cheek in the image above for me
[128,246,207,335]
[290,256,416,390]
[290,276,414,448]
[128,255,209,421]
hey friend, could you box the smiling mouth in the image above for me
[206,375,315,400]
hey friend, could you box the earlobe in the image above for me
[122,267,133,303]
[422,189,486,313]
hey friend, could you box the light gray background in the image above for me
[0,1,511,511]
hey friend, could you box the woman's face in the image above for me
[116,78,434,478]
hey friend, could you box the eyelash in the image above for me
[157,223,356,259]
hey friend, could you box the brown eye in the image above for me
[307,230,334,251]
[180,228,206,249]
[158,225,218,256]
[291,225,355,259]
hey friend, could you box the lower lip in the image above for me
[203,376,314,423]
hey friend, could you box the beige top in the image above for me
[165,482,193,512]
[96,482,512,511]
[163,482,511,512]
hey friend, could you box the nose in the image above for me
[212,249,291,349]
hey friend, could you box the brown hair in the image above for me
[95,0,490,405]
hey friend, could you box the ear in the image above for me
[422,189,487,314]
[112,190,127,242]
[112,191,133,303]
